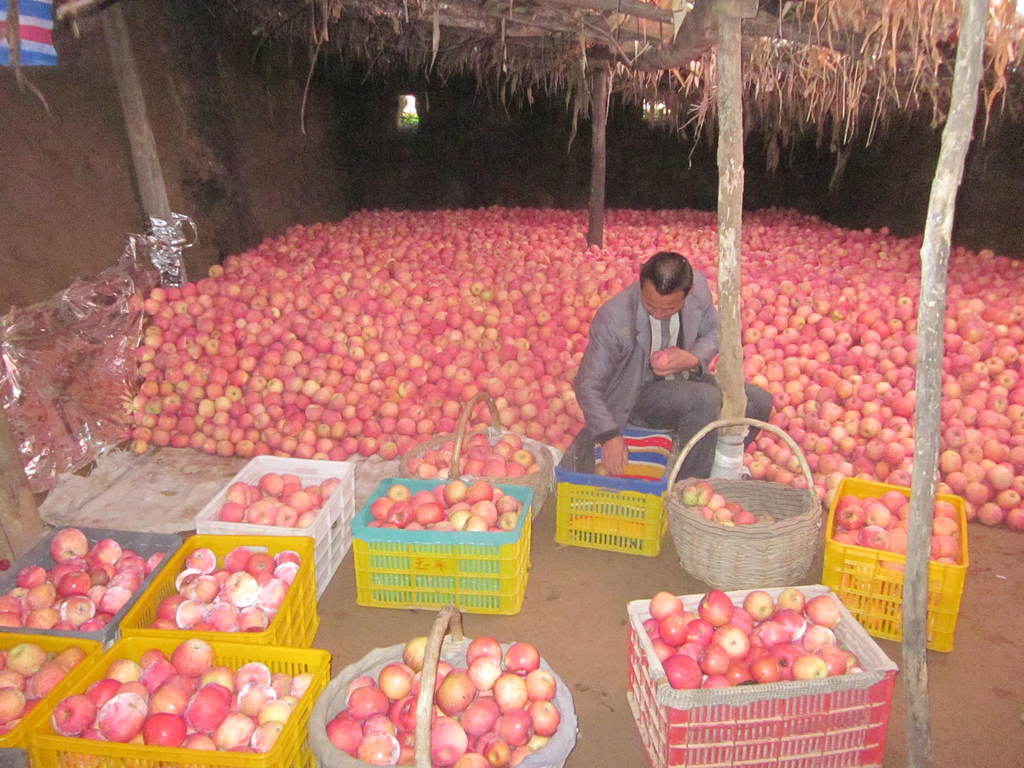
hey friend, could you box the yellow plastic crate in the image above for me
[554,427,673,557]
[352,479,533,615]
[119,535,318,648]
[554,476,667,556]
[28,635,331,768]
[821,477,969,652]
[0,633,101,760]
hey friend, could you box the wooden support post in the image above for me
[102,4,172,223]
[0,406,46,560]
[713,1,750,424]
[904,1,986,767]
[586,63,610,249]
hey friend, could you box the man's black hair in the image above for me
[639,251,693,295]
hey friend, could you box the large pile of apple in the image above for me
[128,208,1024,530]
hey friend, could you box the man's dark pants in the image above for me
[562,374,773,479]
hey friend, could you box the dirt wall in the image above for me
[0,0,347,314]
[334,77,1024,258]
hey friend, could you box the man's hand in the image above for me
[651,346,700,377]
[600,435,628,476]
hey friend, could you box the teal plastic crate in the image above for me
[351,479,533,614]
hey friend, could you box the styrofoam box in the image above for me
[193,456,355,597]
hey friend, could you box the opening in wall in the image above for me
[398,94,420,129]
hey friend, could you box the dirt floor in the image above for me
[26,450,1023,767]
[315,492,1024,768]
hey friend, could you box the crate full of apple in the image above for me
[367,479,526,533]
[30,636,330,767]
[194,456,356,598]
[0,642,90,734]
[831,486,965,564]
[117,535,319,651]
[352,479,534,614]
[405,432,544,480]
[310,634,577,767]
[0,527,180,645]
[822,477,969,652]
[678,480,774,525]
[626,585,898,768]
[0,635,100,764]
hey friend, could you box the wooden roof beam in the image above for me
[631,0,717,70]
[542,0,673,24]
[628,1,860,71]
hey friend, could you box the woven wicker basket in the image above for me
[666,417,822,590]
[399,392,555,515]
[308,606,578,768]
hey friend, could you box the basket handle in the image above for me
[665,417,815,497]
[413,605,465,768]
[450,392,502,475]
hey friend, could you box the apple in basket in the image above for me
[679,488,770,525]
[325,635,565,764]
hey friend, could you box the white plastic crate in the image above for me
[193,456,355,597]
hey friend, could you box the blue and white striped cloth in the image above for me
[1,0,58,67]
[594,426,674,481]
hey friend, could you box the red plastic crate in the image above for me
[626,585,898,768]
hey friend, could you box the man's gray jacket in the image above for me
[573,270,720,441]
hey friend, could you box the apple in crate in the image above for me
[366,481,525,532]
[644,588,863,689]
[0,529,167,631]
[218,472,342,528]
[0,641,90,731]
[832,492,964,564]
[50,638,303,753]
[407,432,542,479]
[146,548,302,633]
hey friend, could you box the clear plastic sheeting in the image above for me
[147,213,196,287]
[0,236,158,492]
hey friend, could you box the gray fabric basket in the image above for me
[309,613,577,767]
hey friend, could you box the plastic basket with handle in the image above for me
[400,392,555,516]
[666,418,822,590]
[308,605,578,768]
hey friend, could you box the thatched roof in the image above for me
[216,0,1024,156]
[45,0,1021,160]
